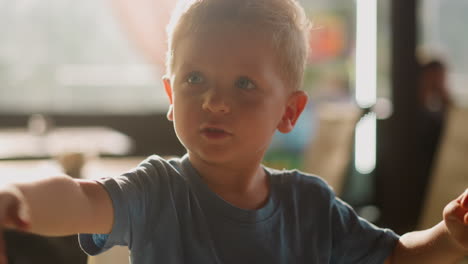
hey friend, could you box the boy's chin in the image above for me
[189,149,231,163]
[187,146,266,168]
[187,147,245,166]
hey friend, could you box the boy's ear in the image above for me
[277,91,308,133]
[162,76,174,121]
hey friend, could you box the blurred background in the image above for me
[1,0,468,263]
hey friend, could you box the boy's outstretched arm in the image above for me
[0,176,113,262]
[385,189,468,264]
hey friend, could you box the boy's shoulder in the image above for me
[127,154,186,177]
[264,166,337,199]
[265,166,332,187]
[130,155,337,200]
[137,156,335,192]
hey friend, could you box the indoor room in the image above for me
[1,0,467,263]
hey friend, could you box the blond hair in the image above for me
[166,0,311,90]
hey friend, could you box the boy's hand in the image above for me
[0,186,31,264]
[443,188,468,252]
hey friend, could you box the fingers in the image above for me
[4,203,30,231]
[459,189,468,209]
[444,200,464,222]
[0,190,25,264]
[461,189,468,225]
[455,189,468,225]
[445,189,468,225]
[0,188,30,232]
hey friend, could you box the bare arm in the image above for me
[385,190,468,264]
[384,222,467,264]
[0,175,114,236]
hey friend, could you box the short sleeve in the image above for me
[330,196,400,263]
[79,155,172,256]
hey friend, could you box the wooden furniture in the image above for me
[303,102,361,195]
[419,107,468,229]
[0,126,133,160]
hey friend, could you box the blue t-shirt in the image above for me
[79,155,399,264]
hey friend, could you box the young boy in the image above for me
[1,0,467,263]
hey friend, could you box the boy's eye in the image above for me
[187,72,204,84]
[235,77,256,90]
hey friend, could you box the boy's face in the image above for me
[163,24,307,165]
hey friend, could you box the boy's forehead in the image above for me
[188,22,274,43]
[170,26,290,90]
[173,25,278,68]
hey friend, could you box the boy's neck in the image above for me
[188,152,270,210]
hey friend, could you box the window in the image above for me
[419,0,468,106]
[0,0,169,114]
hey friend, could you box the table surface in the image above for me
[0,157,145,185]
[0,126,134,160]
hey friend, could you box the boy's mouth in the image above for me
[200,126,232,139]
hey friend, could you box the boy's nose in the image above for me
[201,89,231,114]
